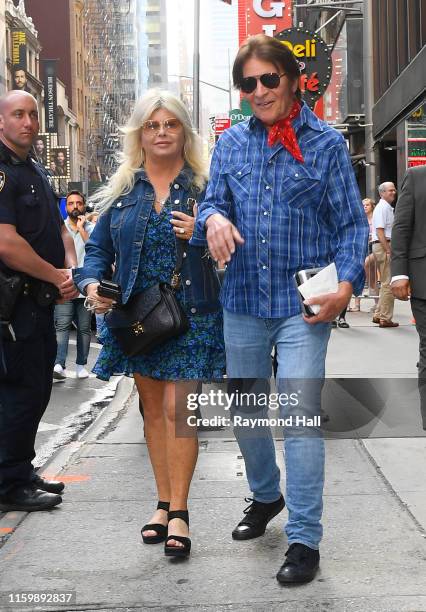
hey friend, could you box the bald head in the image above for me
[0,90,39,159]
[378,181,397,204]
[0,90,37,115]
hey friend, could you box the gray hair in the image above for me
[378,181,395,195]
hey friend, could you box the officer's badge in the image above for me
[0,171,5,193]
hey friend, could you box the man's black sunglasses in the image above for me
[239,72,286,94]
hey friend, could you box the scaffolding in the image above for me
[85,0,136,186]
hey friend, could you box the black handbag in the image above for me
[105,242,189,357]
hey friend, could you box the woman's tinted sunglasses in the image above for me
[142,118,182,133]
[239,72,286,94]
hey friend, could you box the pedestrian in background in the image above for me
[73,89,225,558]
[372,182,399,327]
[391,166,426,428]
[84,211,104,338]
[350,197,378,312]
[0,91,78,513]
[53,191,95,379]
[194,34,368,585]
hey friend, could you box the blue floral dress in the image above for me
[93,199,225,381]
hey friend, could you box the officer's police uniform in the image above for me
[0,140,65,495]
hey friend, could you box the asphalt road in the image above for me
[34,332,122,469]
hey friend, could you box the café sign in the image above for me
[275,27,332,109]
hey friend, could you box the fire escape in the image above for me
[85,0,136,186]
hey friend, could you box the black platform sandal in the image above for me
[141,501,170,544]
[164,510,191,558]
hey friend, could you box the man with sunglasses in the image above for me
[193,35,368,584]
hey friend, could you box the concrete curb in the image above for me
[0,375,135,547]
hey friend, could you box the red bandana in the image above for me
[267,100,304,163]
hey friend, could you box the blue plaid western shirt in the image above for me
[192,102,369,318]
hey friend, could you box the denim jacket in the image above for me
[73,166,221,315]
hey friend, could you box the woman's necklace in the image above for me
[154,191,170,211]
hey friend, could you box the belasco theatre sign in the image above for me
[275,27,332,109]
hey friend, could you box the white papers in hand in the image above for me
[297,263,338,315]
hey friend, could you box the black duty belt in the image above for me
[23,278,60,307]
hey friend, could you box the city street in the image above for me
[1,0,425,610]
[34,335,120,470]
[1,299,426,611]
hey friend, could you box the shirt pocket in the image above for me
[17,192,40,235]
[280,164,322,208]
[224,162,252,201]
[110,197,137,229]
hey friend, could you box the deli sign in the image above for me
[275,27,332,109]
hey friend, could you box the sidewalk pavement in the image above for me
[1,299,426,611]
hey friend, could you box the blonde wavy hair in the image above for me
[91,89,208,213]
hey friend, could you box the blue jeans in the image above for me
[54,299,92,367]
[223,309,331,549]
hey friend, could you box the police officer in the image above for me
[0,91,78,512]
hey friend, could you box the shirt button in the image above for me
[262,239,266,243]
[185,279,191,286]
[190,307,197,314]
[183,251,187,258]
[262,265,267,270]
[116,202,122,208]
[174,199,179,204]
[265,185,270,190]
[237,171,242,175]
[263,211,268,216]
[174,184,179,189]
[294,173,299,178]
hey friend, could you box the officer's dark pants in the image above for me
[0,297,56,495]
[411,297,426,430]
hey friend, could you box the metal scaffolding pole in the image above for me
[193,0,200,130]
[363,0,377,195]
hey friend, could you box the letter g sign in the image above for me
[253,0,285,18]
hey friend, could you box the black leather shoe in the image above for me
[232,495,285,540]
[338,318,350,329]
[32,474,65,494]
[0,486,62,512]
[276,543,320,585]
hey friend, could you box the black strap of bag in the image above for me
[105,234,190,357]
[170,237,185,290]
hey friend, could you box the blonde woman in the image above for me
[350,197,377,312]
[74,90,225,558]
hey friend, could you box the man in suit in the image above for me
[391,166,426,428]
